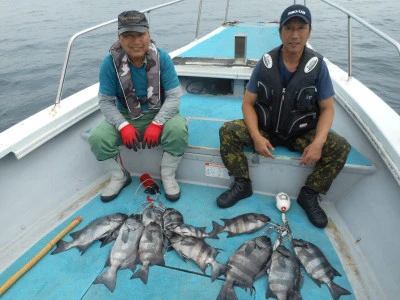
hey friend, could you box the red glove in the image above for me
[142,121,163,149]
[119,124,141,151]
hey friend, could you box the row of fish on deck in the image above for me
[51,203,351,299]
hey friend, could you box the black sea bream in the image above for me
[210,213,271,237]
[93,214,144,292]
[142,205,163,227]
[131,221,165,284]
[217,236,273,300]
[292,238,351,300]
[170,235,227,281]
[266,245,303,300]
[51,213,128,255]
[168,223,219,239]
[162,207,184,237]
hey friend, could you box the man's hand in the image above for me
[253,135,275,159]
[300,142,323,166]
[119,124,141,151]
[142,121,163,149]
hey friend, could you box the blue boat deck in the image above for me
[0,179,354,300]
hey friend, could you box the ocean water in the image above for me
[0,0,399,133]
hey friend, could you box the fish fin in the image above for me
[211,263,228,282]
[145,231,154,242]
[77,243,92,255]
[199,226,207,233]
[104,254,111,268]
[121,229,130,243]
[51,240,70,255]
[93,268,117,292]
[266,286,276,299]
[287,289,302,300]
[153,255,165,266]
[100,234,115,247]
[311,277,323,287]
[327,281,352,300]
[332,267,342,277]
[130,266,149,284]
[277,255,287,268]
[181,239,197,247]
[216,280,237,300]
[244,241,256,254]
[69,229,84,239]
[226,232,238,238]
[210,221,223,236]
[176,251,187,262]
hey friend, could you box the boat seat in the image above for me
[180,93,375,175]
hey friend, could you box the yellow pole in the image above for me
[0,216,82,296]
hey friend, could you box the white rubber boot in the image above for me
[100,156,132,202]
[161,152,183,201]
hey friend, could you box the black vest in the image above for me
[255,46,323,137]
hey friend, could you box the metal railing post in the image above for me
[195,0,203,40]
[224,0,231,23]
[348,15,352,79]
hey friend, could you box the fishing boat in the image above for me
[1,0,399,299]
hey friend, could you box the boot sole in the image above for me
[165,191,181,202]
[101,171,132,203]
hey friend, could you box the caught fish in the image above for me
[292,238,352,300]
[266,245,303,300]
[168,223,219,239]
[93,214,144,292]
[210,213,271,237]
[217,236,273,300]
[51,213,128,255]
[142,205,163,227]
[131,221,165,284]
[162,207,184,238]
[170,235,227,281]
[100,223,123,247]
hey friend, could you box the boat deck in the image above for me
[0,179,354,300]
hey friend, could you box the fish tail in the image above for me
[207,225,220,239]
[93,268,117,292]
[211,262,228,282]
[327,281,352,300]
[130,266,149,284]
[50,240,71,255]
[216,280,237,300]
[210,221,223,237]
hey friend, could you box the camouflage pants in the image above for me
[219,119,351,194]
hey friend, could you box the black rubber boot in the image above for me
[297,186,328,228]
[216,179,253,208]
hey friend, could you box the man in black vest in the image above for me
[216,4,351,228]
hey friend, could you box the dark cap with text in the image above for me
[280,4,312,27]
[118,11,149,35]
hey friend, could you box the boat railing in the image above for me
[313,0,400,79]
[54,0,185,104]
[217,0,400,80]
[56,0,400,104]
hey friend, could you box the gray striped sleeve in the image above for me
[154,85,182,125]
[98,92,126,129]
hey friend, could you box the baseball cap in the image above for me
[280,4,312,27]
[118,10,149,35]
